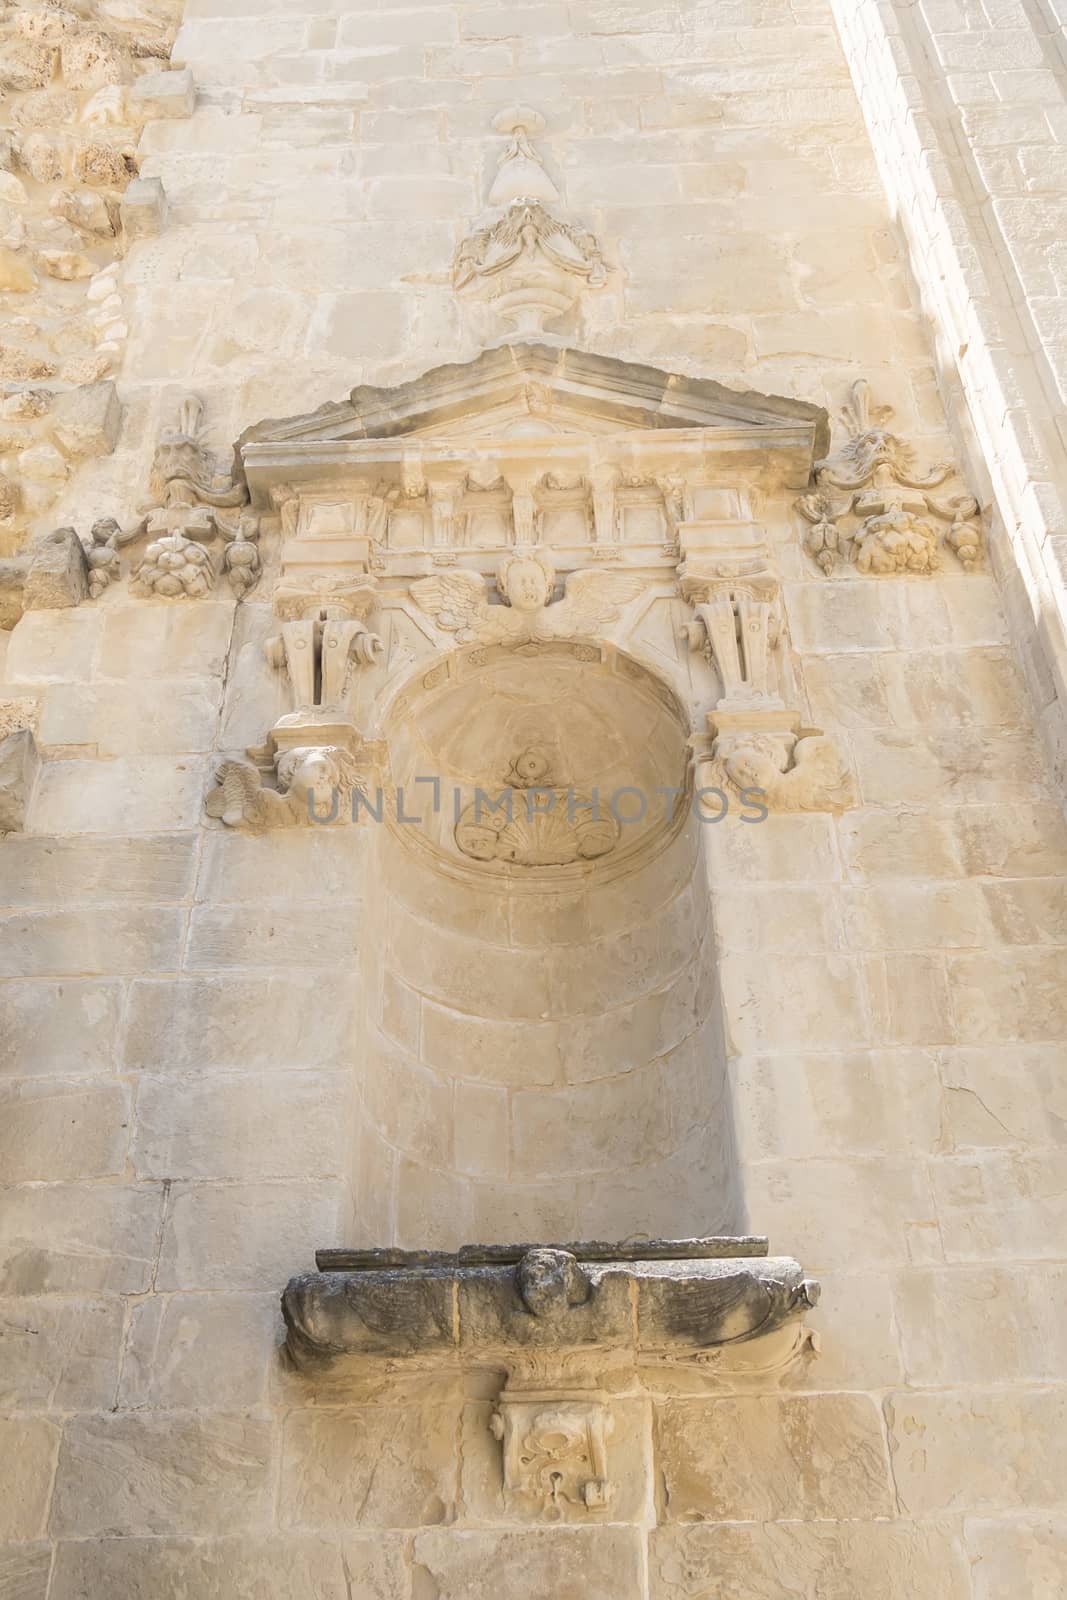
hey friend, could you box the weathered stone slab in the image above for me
[132,1071,347,1181]
[656,1393,895,1520]
[23,531,89,612]
[119,1294,279,1410]
[0,1543,50,1600]
[280,1405,459,1528]
[0,730,38,834]
[50,1414,274,1537]
[412,1528,643,1599]
[50,383,122,460]
[887,1389,1067,1513]
[0,1081,130,1181]
[0,1419,59,1540]
[49,1538,360,1600]
[0,908,184,977]
[649,1521,970,1600]
[0,1184,162,1296]
[0,1297,123,1410]
[128,67,196,118]
[0,981,120,1076]
[121,974,357,1072]
[120,177,168,241]
[0,836,196,906]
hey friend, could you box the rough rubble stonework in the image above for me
[1,0,1067,1596]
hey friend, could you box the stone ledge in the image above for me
[282,1238,818,1378]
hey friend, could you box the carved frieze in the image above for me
[491,1394,613,1518]
[796,380,982,576]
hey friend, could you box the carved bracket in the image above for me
[796,380,982,576]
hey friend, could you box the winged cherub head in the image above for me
[497,546,555,614]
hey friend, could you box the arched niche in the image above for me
[352,641,742,1247]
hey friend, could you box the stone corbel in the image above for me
[692,710,854,814]
[283,1237,820,1521]
[796,379,983,576]
[266,589,383,716]
[681,568,785,713]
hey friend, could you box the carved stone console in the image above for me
[283,1237,819,1521]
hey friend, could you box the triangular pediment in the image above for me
[237,344,829,456]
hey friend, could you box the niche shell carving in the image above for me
[455,747,619,867]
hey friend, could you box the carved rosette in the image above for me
[796,380,982,576]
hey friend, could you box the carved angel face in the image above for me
[500,554,552,613]
[278,748,341,810]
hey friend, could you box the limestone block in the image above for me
[936,1043,1067,1151]
[0,981,120,1076]
[129,68,196,120]
[841,882,993,950]
[0,1080,130,1181]
[0,729,39,834]
[548,892,701,1016]
[23,531,89,612]
[982,878,1067,944]
[119,1294,278,1410]
[744,1157,937,1269]
[932,1151,1067,1261]
[863,953,954,1046]
[50,1414,274,1537]
[0,1184,162,1295]
[48,1538,364,1600]
[4,610,100,683]
[0,246,35,292]
[0,560,26,632]
[120,176,167,241]
[131,1071,347,1180]
[156,1180,346,1291]
[511,1067,673,1179]
[29,757,208,834]
[966,1519,1067,1600]
[702,812,840,883]
[947,950,1067,1042]
[839,812,964,879]
[648,1521,970,1600]
[720,953,868,1051]
[887,1389,1067,1514]
[380,970,418,1054]
[0,1545,50,1600]
[305,292,411,362]
[656,1394,894,1521]
[49,382,122,461]
[559,954,713,1084]
[196,828,364,903]
[731,1048,942,1160]
[280,1404,459,1528]
[0,1297,123,1409]
[783,1268,904,1392]
[388,905,549,1019]
[121,974,356,1072]
[0,1418,59,1541]
[412,1528,644,1600]
[0,908,184,977]
[184,904,360,970]
[852,729,1049,806]
[895,1265,1067,1386]
[38,680,222,756]
[0,836,196,906]
[0,41,57,91]
[363,1040,453,1167]
[955,803,1067,878]
[97,604,232,680]
[454,1082,508,1178]
[711,884,842,954]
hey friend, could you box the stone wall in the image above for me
[1,1,1066,1597]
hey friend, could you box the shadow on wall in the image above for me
[352,644,743,1248]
